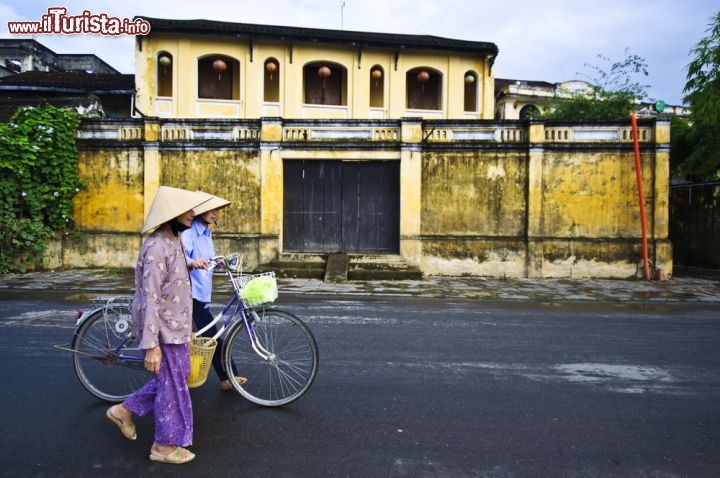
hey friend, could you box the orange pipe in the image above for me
[630,114,651,280]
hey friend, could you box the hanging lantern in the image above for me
[417,70,430,92]
[371,68,382,87]
[317,66,331,104]
[158,55,171,75]
[212,58,227,80]
[266,61,278,80]
[465,74,475,84]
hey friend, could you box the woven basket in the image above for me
[187,336,217,388]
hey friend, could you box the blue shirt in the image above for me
[181,219,215,302]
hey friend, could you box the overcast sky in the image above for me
[2,0,718,105]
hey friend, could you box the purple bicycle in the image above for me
[70,254,318,407]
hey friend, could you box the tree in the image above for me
[669,116,694,178]
[679,11,720,181]
[535,49,649,121]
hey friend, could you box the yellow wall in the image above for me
[74,148,144,232]
[67,117,671,278]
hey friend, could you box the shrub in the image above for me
[0,106,83,272]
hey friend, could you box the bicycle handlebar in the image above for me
[208,253,243,273]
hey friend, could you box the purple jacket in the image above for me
[132,231,193,349]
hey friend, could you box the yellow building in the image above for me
[66,18,671,279]
[133,17,498,121]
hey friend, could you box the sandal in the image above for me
[220,376,248,391]
[149,446,196,464]
[106,406,136,441]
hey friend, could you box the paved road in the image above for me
[1,289,719,477]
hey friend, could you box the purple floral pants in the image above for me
[122,343,193,446]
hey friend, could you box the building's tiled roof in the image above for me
[0,72,134,92]
[137,17,499,56]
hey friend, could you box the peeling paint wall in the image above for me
[62,117,671,279]
[74,147,144,232]
[422,151,526,235]
[159,149,261,233]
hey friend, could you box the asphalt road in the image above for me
[1,290,719,478]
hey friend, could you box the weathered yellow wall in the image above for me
[541,151,653,237]
[64,117,671,279]
[422,151,527,235]
[158,149,261,233]
[74,148,144,231]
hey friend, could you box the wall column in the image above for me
[652,118,672,277]
[259,118,284,263]
[400,118,423,266]
[526,120,546,278]
[143,119,161,221]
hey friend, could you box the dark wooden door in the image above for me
[283,160,399,253]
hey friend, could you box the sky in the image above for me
[2,0,718,105]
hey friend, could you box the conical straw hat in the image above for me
[193,192,231,215]
[141,187,213,233]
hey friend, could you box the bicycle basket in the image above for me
[187,336,217,388]
[232,272,278,308]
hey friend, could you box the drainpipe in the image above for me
[630,114,651,280]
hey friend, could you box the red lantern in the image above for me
[317,66,332,104]
[212,59,227,80]
[417,70,430,92]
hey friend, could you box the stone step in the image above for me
[324,253,350,283]
[257,254,423,281]
[348,259,423,280]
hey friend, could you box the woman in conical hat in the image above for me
[182,193,246,391]
[105,186,211,465]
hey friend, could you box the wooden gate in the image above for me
[283,160,399,253]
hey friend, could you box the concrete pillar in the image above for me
[526,120,546,277]
[259,118,284,263]
[400,118,423,265]
[142,119,161,221]
[652,118,672,278]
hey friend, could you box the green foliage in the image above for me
[680,11,720,181]
[538,49,649,121]
[669,116,695,178]
[0,106,83,272]
[541,91,637,121]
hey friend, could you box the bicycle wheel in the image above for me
[72,305,151,402]
[224,308,318,407]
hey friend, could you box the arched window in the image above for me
[198,55,239,100]
[157,52,173,97]
[303,62,347,106]
[369,65,384,108]
[463,71,478,112]
[407,67,441,110]
[264,58,280,102]
[519,104,540,119]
